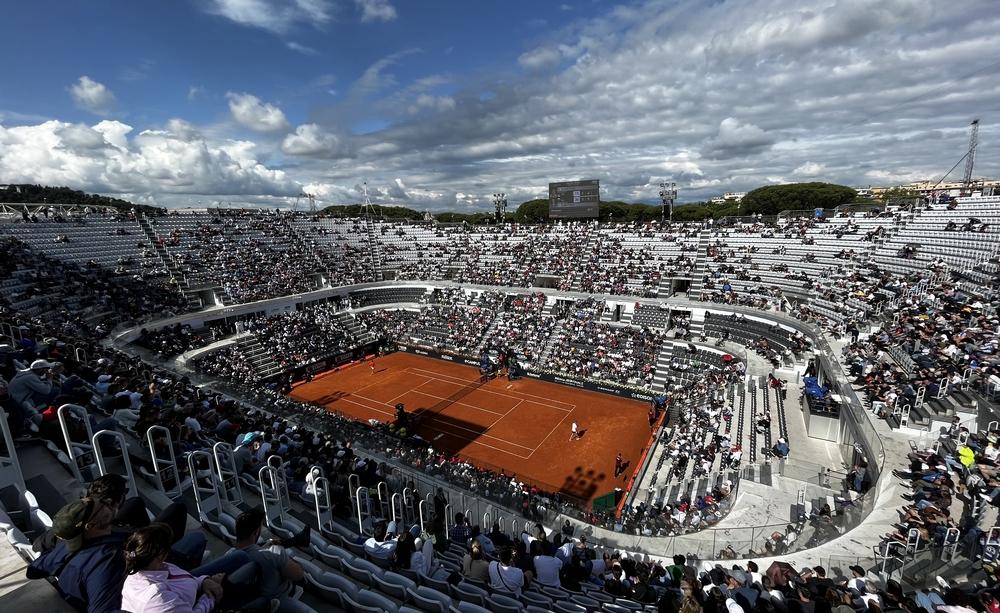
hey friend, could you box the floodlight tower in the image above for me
[493,192,507,223]
[659,181,677,224]
[361,182,380,219]
[963,119,979,193]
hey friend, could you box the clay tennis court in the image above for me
[289,352,653,505]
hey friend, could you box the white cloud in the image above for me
[0,119,297,198]
[408,94,456,114]
[518,47,562,72]
[69,76,116,115]
[287,41,318,55]
[204,0,332,34]
[8,0,1000,210]
[354,0,397,22]
[187,86,205,101]
[226,92,290,132]
[702,118,775,159]
[794,161,827,176]
[281,123,343,156]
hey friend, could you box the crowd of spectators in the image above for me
[355,308,421,340]
[0,237,187,340]
[546,297,666,387]
[135,323,218,358]
[194,345,260,383]
[480,292,558,363]
[6,209,1000,612]
[159,211,322,303]
[242,303,358,371]
[839,277,998,422]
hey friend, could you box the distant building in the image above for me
[710,191,746,205]
[863,178,1000,199]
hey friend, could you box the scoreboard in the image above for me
[548,179,600,219]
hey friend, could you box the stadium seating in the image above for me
[2,196,999,611]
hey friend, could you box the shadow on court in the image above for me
[405,406,490,456]
[311,390,352,405]
[561,466,607,503]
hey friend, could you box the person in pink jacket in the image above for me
[120,524,223,613]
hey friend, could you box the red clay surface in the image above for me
[289,352,652,504]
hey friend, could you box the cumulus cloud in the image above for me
[794,161,827,176]
[204,0,332,34]
[518,47,562,71]
[10,0,1000,210]
[69,76,116,115]
[0,119,297,198]
[226,92,290,132]
[702,118,775,160]
[354,0,397,22]
[408,94,456,114]
[281,123,343,156]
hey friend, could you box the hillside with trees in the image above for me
[739,182,857,215]
[3,182,868,223]
[0,184,163,214]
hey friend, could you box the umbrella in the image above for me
[766,561,802,587]
[722,354,734,363]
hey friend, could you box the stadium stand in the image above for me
[1,195,1000,610]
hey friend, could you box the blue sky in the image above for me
[1,0,999,209]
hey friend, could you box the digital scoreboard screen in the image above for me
[548,179,600,219]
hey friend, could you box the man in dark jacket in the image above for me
[26,497,127,613]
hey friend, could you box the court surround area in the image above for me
[289,352,654,504]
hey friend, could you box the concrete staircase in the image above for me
[137,214,201,310]
[651,341,675,391]
[688,310,706,340]
[536,319,566,366]
[364,217,384,282]
[336,312,373,345]
[686,229,711,297]
[237,334,281,379]
[284,220,330,288]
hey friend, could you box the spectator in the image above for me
[27,497,127,613]
[449,512,473,544]
[364,520,399,562]
[231,509,306,612]
[120,523,223,613]
[462,541,490,583]
[529,539,563,588]
[488,547,529,596]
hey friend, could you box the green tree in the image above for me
[0,184,163,215]
[511,199,550,223]
[739,182,857,215]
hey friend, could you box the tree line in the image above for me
[5,181,878,224]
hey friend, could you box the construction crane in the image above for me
[963,119,979,192]
[931,119,982,196]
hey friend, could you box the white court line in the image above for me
[333,395,533,458]
[345,373,400,397]
[398,389,513,418]
[384,377,431,406]
[526,410,572,460]
[405,367,576,412]
[351,391,537,452]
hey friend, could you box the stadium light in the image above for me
[659,182,677,224]
[493,192,507,224]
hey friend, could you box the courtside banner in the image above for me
[395,343,655,402]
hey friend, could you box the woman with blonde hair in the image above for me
[679,578,703,613]
[462,539,491,582]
